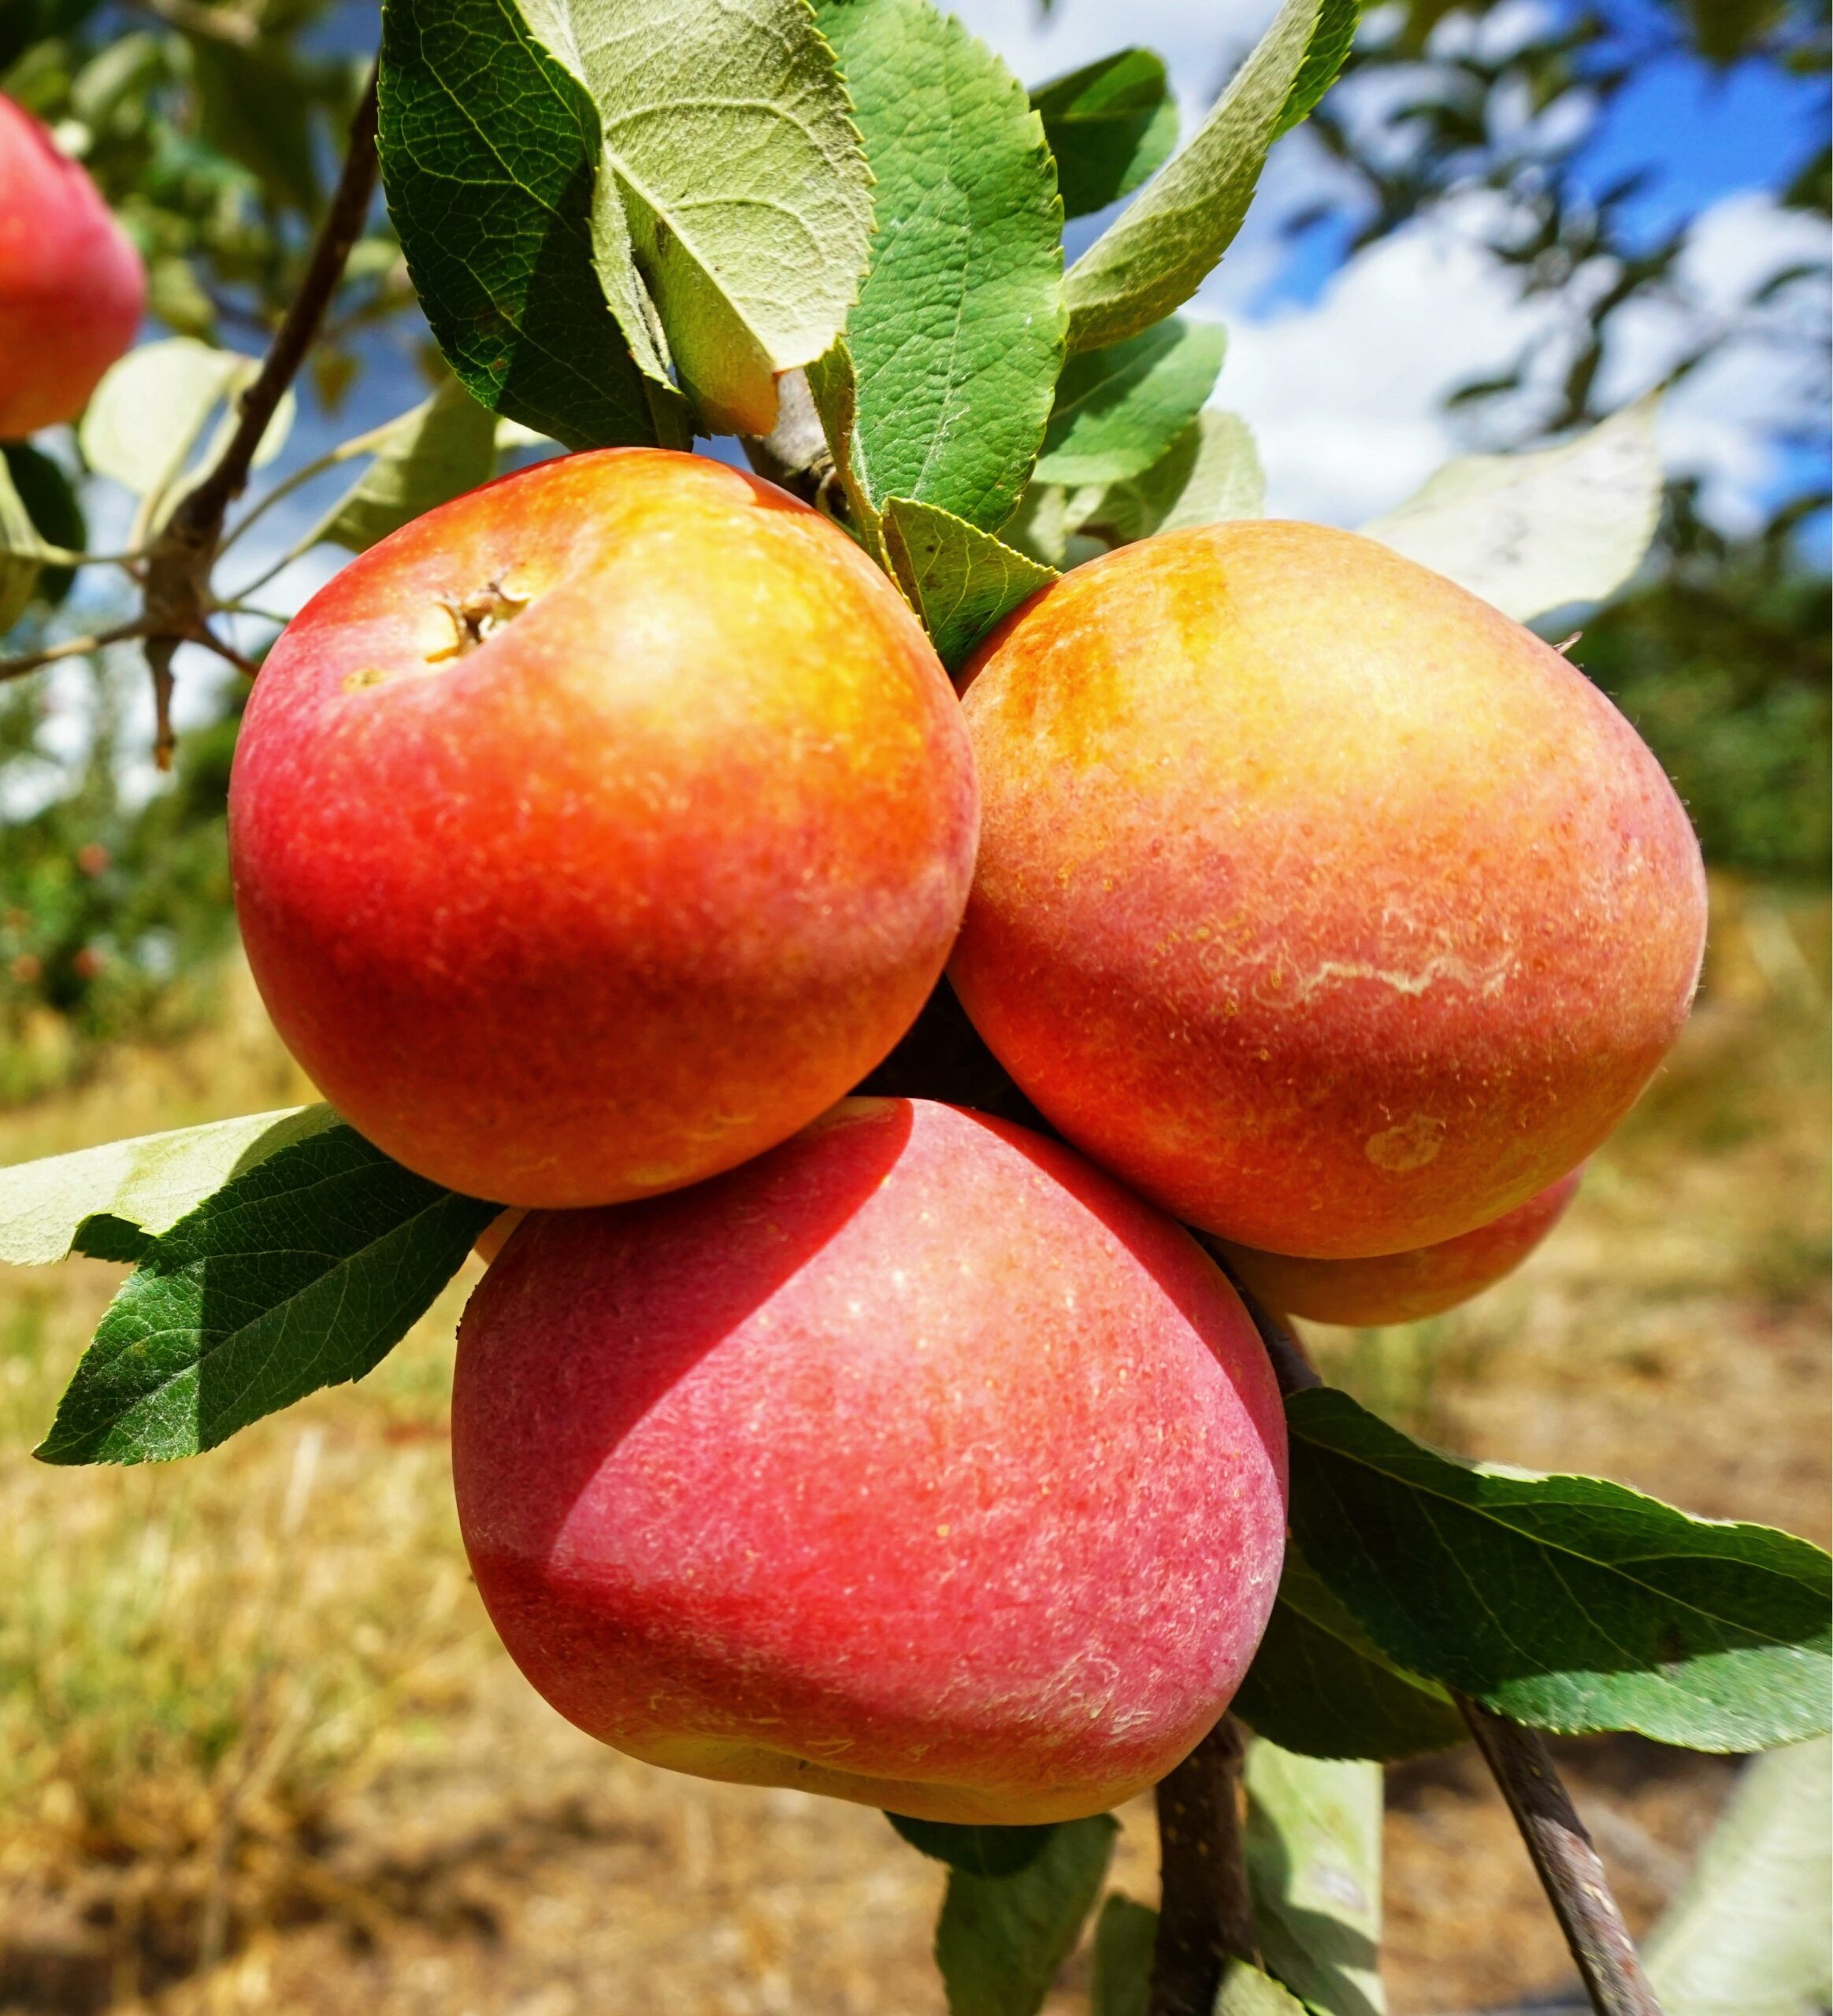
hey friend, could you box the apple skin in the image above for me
[229,449,978,1207]
[1214,1166,1583,1328]
[950,521,1707,1261]
[0,96,143,437]
[451,1097,1288,1825]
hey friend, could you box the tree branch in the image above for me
[0,620,147,684]
[1458,1700,1666,2016]
[1147,1714,1257,2016]
[135,65,380,764]
[1225,1274,1665,2016]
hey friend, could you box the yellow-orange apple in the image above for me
[230,450,978,1206]
[0,95,143,436]
[452,1098,1288,1825]
[951,521,1705,1259]
[1214,1166,1583,1327]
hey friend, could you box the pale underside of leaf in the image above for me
[0,1106,334,1267]
[815,0,1066,532]
[311,376,502,552]
[1645,1734,1832,2015]
[1245,1740,1387,2016]
[1063,0,1323,354]
[1362,395,1664,621]
[520,0,873,435]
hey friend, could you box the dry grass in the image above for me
[0,881,1824,2015]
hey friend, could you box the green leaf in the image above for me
[524,0,873,436]
[79,339,293,528]
[886,1814,1059,1878]
[1645,1735,1832,2015]
[0,1106,336,1267]
[377,0,670,450]
[1087,407,1265,543]
[933,1812,1115,2016]
[1063,0,1334,354]
[1275,0,1360,139]
[3,442,85,606]
[1362,396,1664,621]
[1034,317,1226,487]
[310,377,501,552]
[1287,1386,1833,1751]
[1215,1959,1308,2016]
[1232,1542,1464,1762]
[35,1122,496,1466]
[814,0,1065,532]
[881,495,1056,672]
[1245,1740,1386,2016]
[1030,48,1178,222]
[187,35,323,217]
[0,449,50,632]
[1088,1893,1156,2016]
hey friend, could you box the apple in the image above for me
[1214,1166,1583,1328]
[950,521,1706,1259]
[0,95,143,438]
[452,1097,1288,1825]
[230,449,978,1206]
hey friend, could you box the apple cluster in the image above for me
[226,448,1706,1825]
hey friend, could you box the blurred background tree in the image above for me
[0,0,1827,1088]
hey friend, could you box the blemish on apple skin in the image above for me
[1365,1114,1447,1173]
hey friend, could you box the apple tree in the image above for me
[0,4,1827,2014]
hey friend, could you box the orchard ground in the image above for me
[0,877,1824,2016]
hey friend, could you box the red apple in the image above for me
[0,95,143,437]
[1215,1166,1583,1327]
[230,450,978,1206]
[951,521,1706,1259]
[452,1097,1288,1825]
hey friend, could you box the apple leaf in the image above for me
[377,0,673,450]
[886,1813,1059,1878]
[79,338,294,525]
[0,1106,337,1268]
[4,443,85,608]
[1287,1386,1833,1751]
[1063,0,1348,354]
[1216,1959,1309,2015]
[1362,396,1664,621]
[933,1812,1115,2016]
[1088,1893,1156,2016]
[1276,0,1362,139]
[35,1121,496,1466]
[1232,1542,1464,1762]
[1031,48,1178,222]
[1645,1735,1832,2016]
[881,496,1056,672]
[1089,407,1265,543]
[310,376,502,553]
[1034,316,1227,487]
[813,0,1065,535]
[521,0,872,437]
[0,448,50,632]
[1245,1740,1386,2016]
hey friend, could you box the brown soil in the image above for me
[0,881,1825,2016]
